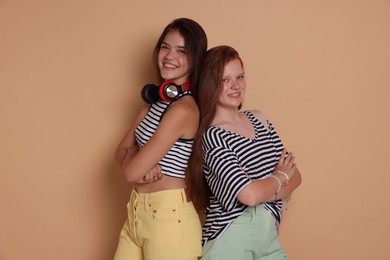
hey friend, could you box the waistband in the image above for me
[131,187,191,203]
[244,203,266,214]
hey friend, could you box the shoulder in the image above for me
[203,126,229,149]
[203,126,218,140]
[162,96,198,122]
[169,95,199,115]
[159,96,199,131]
[246,109,265,120]
[246,109,270,126]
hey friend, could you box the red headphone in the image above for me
[141,81,191,104]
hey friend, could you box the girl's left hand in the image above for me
[274,149,297,182]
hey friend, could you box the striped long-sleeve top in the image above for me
[202,110,285,244]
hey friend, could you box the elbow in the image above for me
[237,188,264,207]
[297,174,302,187]
[125,174,139,184]
[122,168,139,183]
[243,198,258,207]
[295,169,303,187]
[125,175,137,183]
[241,196,261,207]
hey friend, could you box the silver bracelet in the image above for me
[277,170,289,185]
[268,175,282,193]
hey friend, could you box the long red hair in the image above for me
[186,46,243,211]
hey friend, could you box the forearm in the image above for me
[121,146,147,183]
[274,168,301,201]
[238,178,280,206]
[238,168,301,206]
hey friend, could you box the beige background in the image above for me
[1,0,389,259]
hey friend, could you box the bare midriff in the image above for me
[134,175,186,193]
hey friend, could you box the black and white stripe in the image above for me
[134,99,193,179]
[202,111,284,244]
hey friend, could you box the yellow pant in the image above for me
[113,188,202,260]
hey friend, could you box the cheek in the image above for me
[179,56,190,68]
[157,49,168,62]
[157,52,163,64]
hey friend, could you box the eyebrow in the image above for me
[223,72,245,76]
[161,41,186,50]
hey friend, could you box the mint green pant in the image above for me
[114,188,202,260]
[201,204,288,260]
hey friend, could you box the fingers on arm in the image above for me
[277,149,297,178]
[138,165,163,183]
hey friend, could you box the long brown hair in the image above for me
[153,18,208,88]
[186,46,243,211]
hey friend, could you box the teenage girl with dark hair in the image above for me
[187,45,302,259]
[113,18,207,260]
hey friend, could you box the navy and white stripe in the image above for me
[202,111,284,244]
[134,97,193,179]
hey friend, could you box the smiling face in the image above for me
[157,30,190,85]
[217,58,246,110]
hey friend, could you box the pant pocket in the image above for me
[149,200,179,222]
[230,211,254,227]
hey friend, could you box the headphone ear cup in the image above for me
[159,81,181,102]
[141,84,159,104]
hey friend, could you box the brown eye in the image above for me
[160,44,169,50]
[177,48,187,54]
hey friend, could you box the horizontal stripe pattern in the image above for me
[202,111,284,244]
[135,100,192,179]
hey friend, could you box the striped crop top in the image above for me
[134,98,193,179]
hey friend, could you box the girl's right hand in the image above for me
[137,164,163,183]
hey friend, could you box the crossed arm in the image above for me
[237,149,302,206]
[114,104,158,183]
[115,98,199,183]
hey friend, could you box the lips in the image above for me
[162,62,177,70]
[228,92,241,97]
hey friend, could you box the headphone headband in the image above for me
[141,81,191,104]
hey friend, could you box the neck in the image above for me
[212,106,241,126]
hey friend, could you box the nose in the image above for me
[164,49,175,60]
[230,80,239,89]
